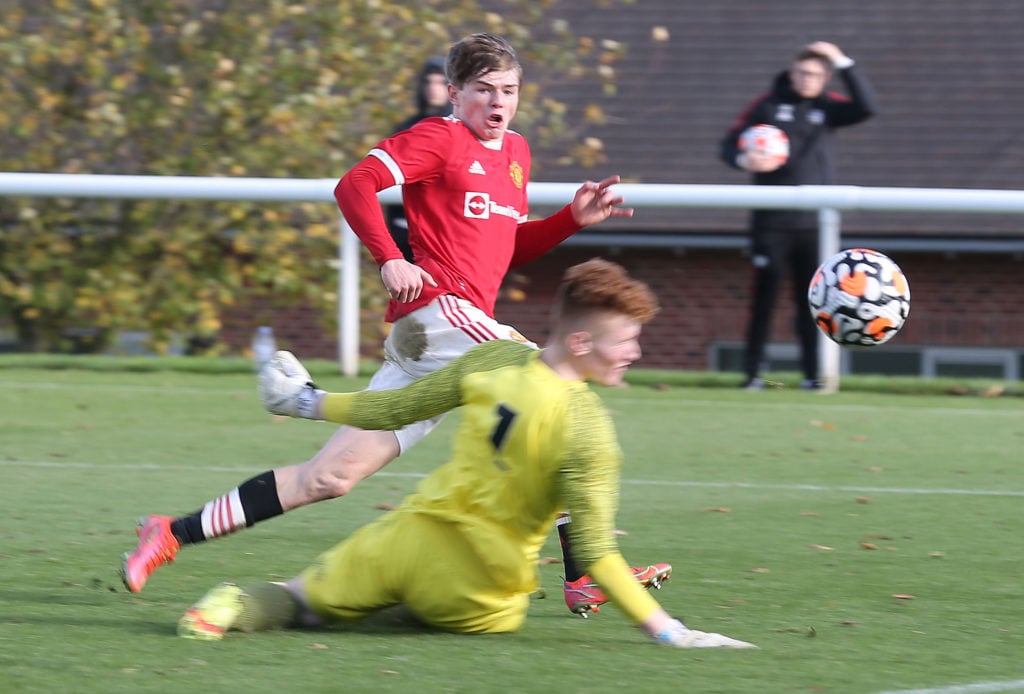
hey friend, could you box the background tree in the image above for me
[0,0,628,353]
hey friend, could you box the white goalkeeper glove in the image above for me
[258,350,325,419]
[652,619,757,649]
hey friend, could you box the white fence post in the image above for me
[338,216,361,377]
[817,208,842,393]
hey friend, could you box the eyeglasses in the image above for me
[792,68,828,80]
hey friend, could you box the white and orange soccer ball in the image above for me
[738,124,789,166]
[807,248,911,347]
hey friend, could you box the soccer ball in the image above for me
[807,248,911,347]
[738,124,789,166]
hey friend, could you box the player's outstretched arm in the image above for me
[509,175,633,269]
[260,341,535,429]
[586,553,757,649]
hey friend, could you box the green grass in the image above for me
[1,361,1022,694]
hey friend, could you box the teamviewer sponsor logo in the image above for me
[464,192,490,219]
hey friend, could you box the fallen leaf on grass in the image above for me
[809,420,835,430]
[776,626,816,637]
[703,507,732,513]
[748,567,770,573]
[892,594,915,600]
[613,528,628,536]
[309,642,329,649]
[839,621,862,627]
[808,544,834,551]
[375,503,396,511]
[800,512,820,517]
[859,542,879,550]
[537,556,562,565]
[855,496,871,504]
[928,551,945,558]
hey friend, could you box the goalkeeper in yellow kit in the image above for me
[179,259,756,648]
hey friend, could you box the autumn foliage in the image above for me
[0,0,628,352]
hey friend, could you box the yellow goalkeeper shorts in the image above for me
[300,511,529,634]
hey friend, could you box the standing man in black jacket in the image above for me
[721,41,877,390]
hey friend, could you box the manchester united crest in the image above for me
[509,161,524,189]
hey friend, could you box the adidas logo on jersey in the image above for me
[468,160,486,175]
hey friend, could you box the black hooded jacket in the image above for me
[393,56,452,132]
[720,64,878,230]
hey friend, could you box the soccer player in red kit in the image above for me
[121,33,669,612]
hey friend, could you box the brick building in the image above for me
[240,0,1024,379]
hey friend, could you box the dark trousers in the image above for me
[743,227,820,381]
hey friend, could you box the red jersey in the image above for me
[341,116,532,322]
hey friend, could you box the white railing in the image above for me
[3,172,1024,389]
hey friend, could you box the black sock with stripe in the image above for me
[170,471,284,546]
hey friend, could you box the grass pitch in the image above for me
[1,361,1022,694]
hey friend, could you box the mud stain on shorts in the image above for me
[391,315,428,361]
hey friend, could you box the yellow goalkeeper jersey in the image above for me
[322,339,658,621]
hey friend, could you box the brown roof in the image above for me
[527,0,1024,237]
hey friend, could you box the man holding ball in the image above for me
[720,41,878,391]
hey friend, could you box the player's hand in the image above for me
[380,258,437,303]
[805,41,846,65]
[570,175,634,227]
[738,150,784,173]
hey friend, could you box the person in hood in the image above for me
[386,56,454,262]
[720,41,877,390]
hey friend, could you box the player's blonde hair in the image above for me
[552,258,659,328]
[446,33,522,88]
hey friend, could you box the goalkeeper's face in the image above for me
[577,312,643,387]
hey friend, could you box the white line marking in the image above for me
[3,460,1023,497]
[0,382,245,396]
[610,396,1024,417]
[626,479,1024,497]
[3,381,1022,416]
[877,678,1024,694]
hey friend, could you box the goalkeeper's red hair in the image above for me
[550,258,659,339]
[542,258,659,387]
